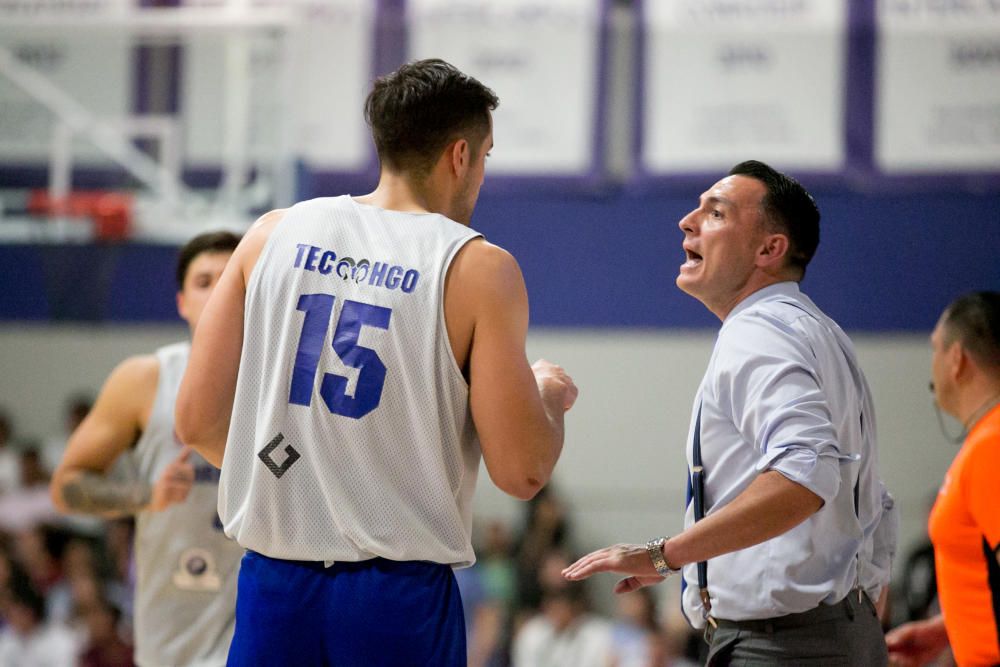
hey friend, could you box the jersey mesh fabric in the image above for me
[219,196,483,567]
[129,342,242,667]
[929,403,1000,666]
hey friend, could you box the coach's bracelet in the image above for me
[645,537,681,578]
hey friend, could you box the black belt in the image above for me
[714,591,871,635]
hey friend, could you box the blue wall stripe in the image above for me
[1,189,998,330]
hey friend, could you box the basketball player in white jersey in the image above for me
[176,59,579,665]
[51,231,244,667]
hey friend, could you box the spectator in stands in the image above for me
[42,393,93,474]
[0,449,60,532]
[78,596,134,667]
[0,572,77,665]
[455,555,503,667]
[481,520,518,611]
[0,410,22,495]
[513,550,612,667]
[609,588,659,667]
[645,626,700,667]
[46,535,100,625]
[101,518,135,621]
[515,487,572,614]
[0,541,25,599]
[12,525,63,595]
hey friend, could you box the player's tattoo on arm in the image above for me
[61,471,152,515]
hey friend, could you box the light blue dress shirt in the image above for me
[681,282,897,627]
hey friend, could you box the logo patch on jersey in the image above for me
[294,243,420,294]
[258,432,300,478]
[172,547,222,592]
[335,256,370,283]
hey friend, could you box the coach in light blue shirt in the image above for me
[564,160,897,665]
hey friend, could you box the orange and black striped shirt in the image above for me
[929,403,1000,666]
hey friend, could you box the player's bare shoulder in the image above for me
[449,238,524,300]
[236,208,288,282]
[443,239,524,370]
[105,353,161,429]
[251,207,288,233]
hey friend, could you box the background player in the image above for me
[176,59,578,665]
[50,230,244,667]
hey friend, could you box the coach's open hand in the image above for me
[562,543,665,594]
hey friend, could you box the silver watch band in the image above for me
[645,537,679,577]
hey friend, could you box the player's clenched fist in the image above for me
[532,359,579,412]
[149,446,196,511]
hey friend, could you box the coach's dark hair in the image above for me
[729,160,820,278]
[941,291,1000,370]
[176,230,241,288]
[365,59,499,176]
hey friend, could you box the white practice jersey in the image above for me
[220,196,483,567]
[127,342,243,667]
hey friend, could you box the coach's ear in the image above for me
[756,233,790,272]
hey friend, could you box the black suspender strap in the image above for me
[690,402,716,626]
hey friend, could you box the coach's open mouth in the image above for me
[682,246,703,270]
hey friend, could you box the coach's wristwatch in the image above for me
[645,537,680,578]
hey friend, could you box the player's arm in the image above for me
[175,209,283,467]
[50,355,157,517]
[451,240,577,501]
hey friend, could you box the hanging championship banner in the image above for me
[0,0,133,165]
[179,0,373,172]
[288,0,373,171]
[876,0,1000,172]
[406,0,604,177]
[641,0,848,174]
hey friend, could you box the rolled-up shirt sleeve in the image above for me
[715,312,852,506]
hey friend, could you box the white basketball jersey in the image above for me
[220,196,483,567]
[128,342,243,667]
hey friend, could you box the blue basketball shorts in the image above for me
[227,551,466,666]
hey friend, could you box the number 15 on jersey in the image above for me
[288,293,392,419]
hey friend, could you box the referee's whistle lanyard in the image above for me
[690,401,717,635]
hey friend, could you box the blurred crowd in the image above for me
[453,489,701,667]
[0,399,135,666]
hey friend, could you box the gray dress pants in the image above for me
[705,590,888,666]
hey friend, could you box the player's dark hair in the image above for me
[365,59,499,176]
[176,230,241,288]
[942,291,1000,370]
[729,160,820,278]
